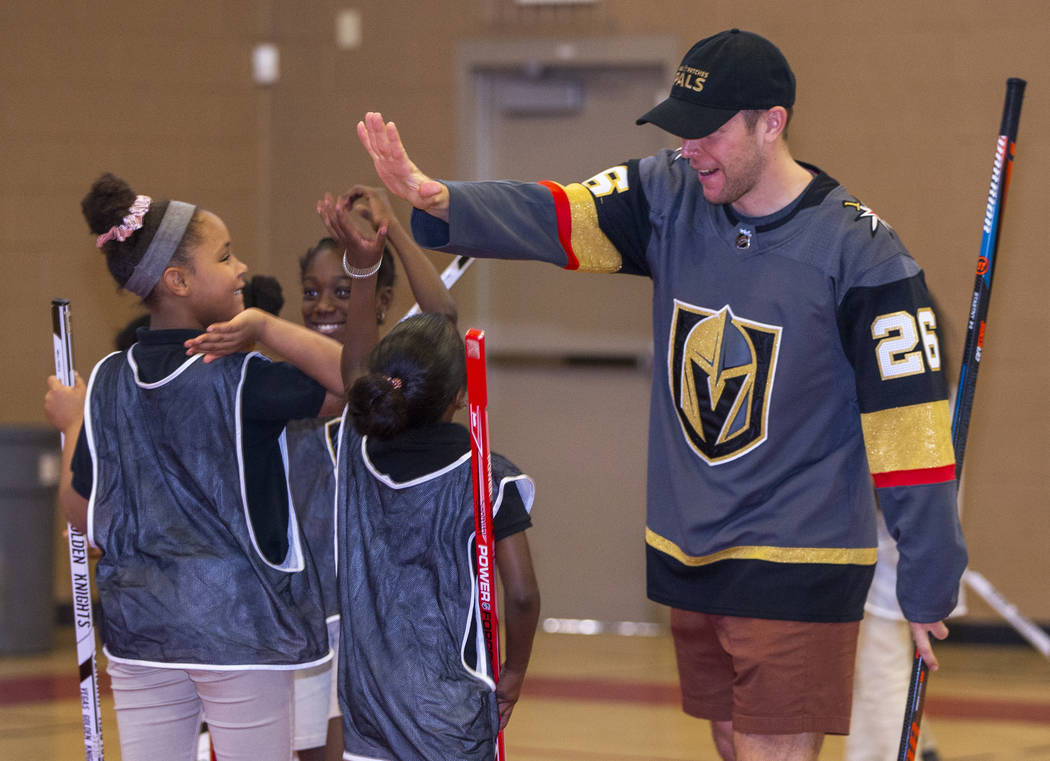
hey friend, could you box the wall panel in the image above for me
[2,0,1045,625]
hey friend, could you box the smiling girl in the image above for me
[44,173,381,761]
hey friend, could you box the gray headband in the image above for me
[122,200,197,298]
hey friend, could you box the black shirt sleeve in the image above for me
[71,425,92,499]
[493,478,532,541]
[241,357,327,421]
[241,358,328,564]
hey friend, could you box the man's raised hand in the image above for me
[357,112,450,221]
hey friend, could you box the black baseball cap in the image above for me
[636,29,795,139]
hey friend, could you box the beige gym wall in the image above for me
[3,0,1047,626]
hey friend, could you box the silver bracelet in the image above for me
[342,250,382,279]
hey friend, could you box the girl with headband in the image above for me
[43,173,383,761]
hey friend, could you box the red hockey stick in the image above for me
[896,76,1026,761]
[51,298,105,761]
[465,328,506,761]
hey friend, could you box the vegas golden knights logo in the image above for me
[668,301,781,465]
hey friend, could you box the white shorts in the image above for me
[293,616,341,750]
[107,660,293,761]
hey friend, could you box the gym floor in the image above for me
[2,627,1048,760]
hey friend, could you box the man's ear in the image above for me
[160,266,190,296]
[763,106,788,141]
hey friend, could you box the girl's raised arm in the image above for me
[317,192,385,391]
[352,185,458,324]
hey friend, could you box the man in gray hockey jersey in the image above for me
[356,28,967,761]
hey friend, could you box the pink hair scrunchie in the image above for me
[96,195,152,248]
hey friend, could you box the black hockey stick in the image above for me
[950,77,1026,476]
[896,76,1026,761]
[51,298,105,760]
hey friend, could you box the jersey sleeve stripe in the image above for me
[538,180,580,270]
[539,180,624,273]
[860,399,955,478]
[872,463,956,488]
[563,183,624,273]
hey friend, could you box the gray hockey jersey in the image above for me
[412,150,966,624]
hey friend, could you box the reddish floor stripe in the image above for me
[0,673,111,705]
[523,675,1050,724]
[3,671,1048,725]
[924,695,1050,723]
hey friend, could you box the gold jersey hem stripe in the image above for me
[861,399,954,475]
[645,527,877,567]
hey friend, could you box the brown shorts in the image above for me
[670,608,859,735]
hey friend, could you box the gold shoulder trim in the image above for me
[562,182,623,273]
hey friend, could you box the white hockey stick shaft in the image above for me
[963,570,1050,658]
[400,255,474,321]
[51,298,105,760]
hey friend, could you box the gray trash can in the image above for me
[0,425,60,654]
